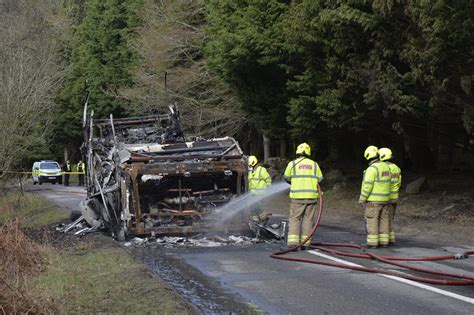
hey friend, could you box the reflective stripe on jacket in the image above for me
[248,165,271,194]
[359,161,391,203]
[284,157,323,199]
[386,161,401,202]
[77,162,85,173]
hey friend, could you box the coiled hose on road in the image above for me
[271,186,474,286]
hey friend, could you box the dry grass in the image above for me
[0,220,54,314]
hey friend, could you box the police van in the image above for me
[32,160,62,185]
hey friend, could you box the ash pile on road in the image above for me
[122,234,273,248]
[57,219,286,248]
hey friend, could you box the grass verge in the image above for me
[33,241,194,314]
[0,191,69,227]
[0,190,196,314]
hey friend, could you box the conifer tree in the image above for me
[54,0,142,154]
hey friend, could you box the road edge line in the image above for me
[307,250,474,305]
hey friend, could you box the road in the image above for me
[25,184,86,216]
[26,184,474,314]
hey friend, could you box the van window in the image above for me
[40,162,60,170]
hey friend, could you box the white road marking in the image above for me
[308,250,474,305]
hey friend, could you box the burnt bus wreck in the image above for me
[80,105,249,240]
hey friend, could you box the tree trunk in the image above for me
[279,139,287,158]
[436,131,455,172]
[248,126,258,155]
[263,133,271,162]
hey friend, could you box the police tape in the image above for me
[34,172,85,175]
[3,170,85,175]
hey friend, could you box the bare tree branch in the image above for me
[121,0,245,139]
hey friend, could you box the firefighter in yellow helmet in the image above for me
[378,147,401,246]
[359,145,391,248]
[248,155,272,223]
[283,143,323,250]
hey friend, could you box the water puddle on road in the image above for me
[129,246,257,314]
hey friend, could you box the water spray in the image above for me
[215,182,290,223]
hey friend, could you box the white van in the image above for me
[32,160,62,185]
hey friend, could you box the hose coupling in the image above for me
[454,253,467,260]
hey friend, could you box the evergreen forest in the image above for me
[1,0,473,174]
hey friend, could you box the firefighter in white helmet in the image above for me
[378,147,401,246]
[283,143,323,250]
[248,155,272,224]
[359,145,391,248]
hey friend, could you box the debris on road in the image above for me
[122,234,264,248]
[56,220,98,237]
[250,221,286,240]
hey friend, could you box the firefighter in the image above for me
[248,155,272,224]
[378,147,401,246]
[63,160,71,187]
[283,143,323,250]
[77,160,85,187]
[359,145,391,248]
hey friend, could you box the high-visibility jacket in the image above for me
[77,161,85,174]
[359,161,391,203]
[64,162,71,172]
[248,165,271,194]
[284,157,323,199]
[386,161,401,203]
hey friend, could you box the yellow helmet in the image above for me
[296,143,311,156]
[248,155,258,167]
[379,147,392,161]
[364,145,379,160]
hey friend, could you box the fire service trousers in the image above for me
[389,203,397,244]
[288,200,317,246]
[365,203,390,246]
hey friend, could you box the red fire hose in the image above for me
[271,186,474,286]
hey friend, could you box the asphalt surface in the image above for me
[26,184,474,314]
[25,184,86,215]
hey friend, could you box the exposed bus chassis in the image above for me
[80,105,248,240]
